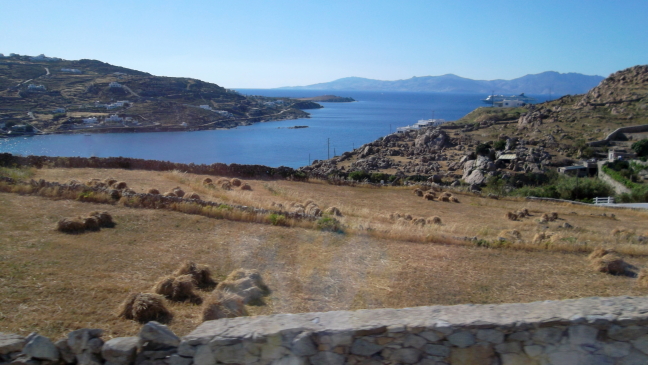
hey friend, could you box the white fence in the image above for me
[594,196,615,205]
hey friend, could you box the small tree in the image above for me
[475,142,491,156]
[631,139,648,157]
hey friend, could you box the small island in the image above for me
[295,95,356,103]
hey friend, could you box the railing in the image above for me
[594,196,615,204]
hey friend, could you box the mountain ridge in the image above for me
[280,71,605,95]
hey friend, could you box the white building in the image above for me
[415,119,447,128]
[61,68,81,73]
[83,117,98,124]
[53,108,66,113]
[109,82,123,88]
[214,110,234,118]
[199,105,212,110]
[105,114,123,123]
[494,100,526,108]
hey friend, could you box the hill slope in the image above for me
[281,71,604,95]
[0,55,309,134]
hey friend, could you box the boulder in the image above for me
[0,333,25,355]
[139,321,180,349]
[465,170,487,185]
[102,337,139,365]
[23,335,59,361]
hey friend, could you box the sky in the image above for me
[1,0,647,89]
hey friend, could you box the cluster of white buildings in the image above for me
[82,115,138,125]
[94,100,130,110]
[263,100,284,108]
[109,82,123,88]
[396,119,447,133]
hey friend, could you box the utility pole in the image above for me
[327,138,330,160]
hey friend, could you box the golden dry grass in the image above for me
[1,166,647,340]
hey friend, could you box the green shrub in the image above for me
[475,142,491,156]
[316,216,342,233]
[268,213,286,226]
[631,139,648,157]
[493,140,506,151]
[349,170,370,181]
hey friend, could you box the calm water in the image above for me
[0,90,553,168]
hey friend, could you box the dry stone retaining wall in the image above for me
[3,295,648,365]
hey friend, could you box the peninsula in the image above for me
[0,54,312,136]
[295,95,355,102]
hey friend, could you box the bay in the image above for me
[0,90,553,168]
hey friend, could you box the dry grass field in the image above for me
[2,166,648,340]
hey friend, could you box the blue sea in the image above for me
[0,90,553,168]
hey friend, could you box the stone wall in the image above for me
[4,295,648,365]
[588,124,648,147]
[597,161,632,195]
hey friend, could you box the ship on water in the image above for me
[481,93,536,105]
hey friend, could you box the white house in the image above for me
[109,82,123,88]
[61,68,81,73]
[83,117,98,124]
[105,114,123,123]
[199,105,212,110]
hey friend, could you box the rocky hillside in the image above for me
[300,65,648,186]
[0,55,310,134]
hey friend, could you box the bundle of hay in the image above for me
[86,178,102,187]
[439,195,450,202]
[271,202,284,210]
[449,196,460,203]
[427,216,442,225]
[506,212,518,221]
[240,183,252,191]
[172,188,185,198]
[424,192,436,200]
[201,291,248,322]
[67,179,81,185]
[117,293,172,323]
[173,261,217,289]
[104,178,117,187]
[396,217,409,226]
[114,181,128,190]
[637,269,648,288]
[220,181,232,190]
[57,218,86,233]
[411,218,426,226]
[148,188,160,195]
[230,178,242,187]
[389,212,402,220]
[163,191,177,197]
[518,208,529,217]
[588,247,616,261]
[404,214,413,221]
[532,232,548,244]
[89,211,114,228]
[541,212,558,222]
[441,192,452,198]
[305,205,322,217]
[499,229,521,240]
[109,190,121,200]
[216,269,269,304]
[413,189,423,197]
[590,254,626,275]
[153,275,202,304]
[324,207,342,217]
[82,217,100,231]
[187,192,200,200]
[550,212,559,221]
[202,178,213,185]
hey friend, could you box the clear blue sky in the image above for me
[1,0,646,88]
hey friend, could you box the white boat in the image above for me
[482,93,536,104]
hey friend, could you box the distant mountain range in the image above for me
[279,72,605,95]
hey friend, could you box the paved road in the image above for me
[599,203,648,209]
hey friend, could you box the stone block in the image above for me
[449,344,494,365]
[55,338,75,364]
[23,335,59,361]
[212,343,246,364]
[309,351,345,365]
[0,334,25,355]
[532,328,563,345]
[500,353,538,365]
[423,344,450,357]
[102,337,139,365]
[389,348,421,364]
[602,341,631,358]
[447,332,475,348]
[494,341,521,354]
[419,331,441,343]
[609,325,648,341]
[403,334,427,349]
[631,334,648,355]
[568,325,598,346]
[523,345,544,358]
[350,339,383,357]
[139,322,180,349]
[476,329,504,344]
[290,332,317,357]
[168,354,192,365]
[193,345,214,365]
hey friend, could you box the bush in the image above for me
[631,139,648,157]
[511,174,614,201]
[493,140,506,151]
[349,170,370,181]
[268,213,286,226]
[316,216,342,232]
[475,142,491,156]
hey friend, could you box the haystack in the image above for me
[173,261,217,289]
[590,254,627,275]
[427,216,442,225]
[306,205,322,217]
[449,196,460,203]
[187,192,200,200]
[637,269,648,288]
[532,232,547,244]
[389,212,401,220]
[588,247,616,261]
[230,178,242,187]
[518,208,529,217]
[271,202,284,210]
[148,188,160,195]
[240,183,252,191]
[413,189,423,197]
[404,214,413,221]
[439,196,450,202]
[202,178,213,185]
[86,178,102,187]
[506,212,517,221]
[153,275,202,304]
[220,181,232,190]
[89,211,114,228]
[82,217,100,231]
[550,212,559,221]
[424,192,436,200]
[114,181,128,190]
[324,207,342,216]
[499,229,521,240]
[105,178,117,187]
[411,218,426,226]
[163,191,177,197]
[172,188,185,198]
[201,291,247,322]
[117,293,172,323]
[57,217,86,233]
[441,192,452,198]
[216,269,269,304]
